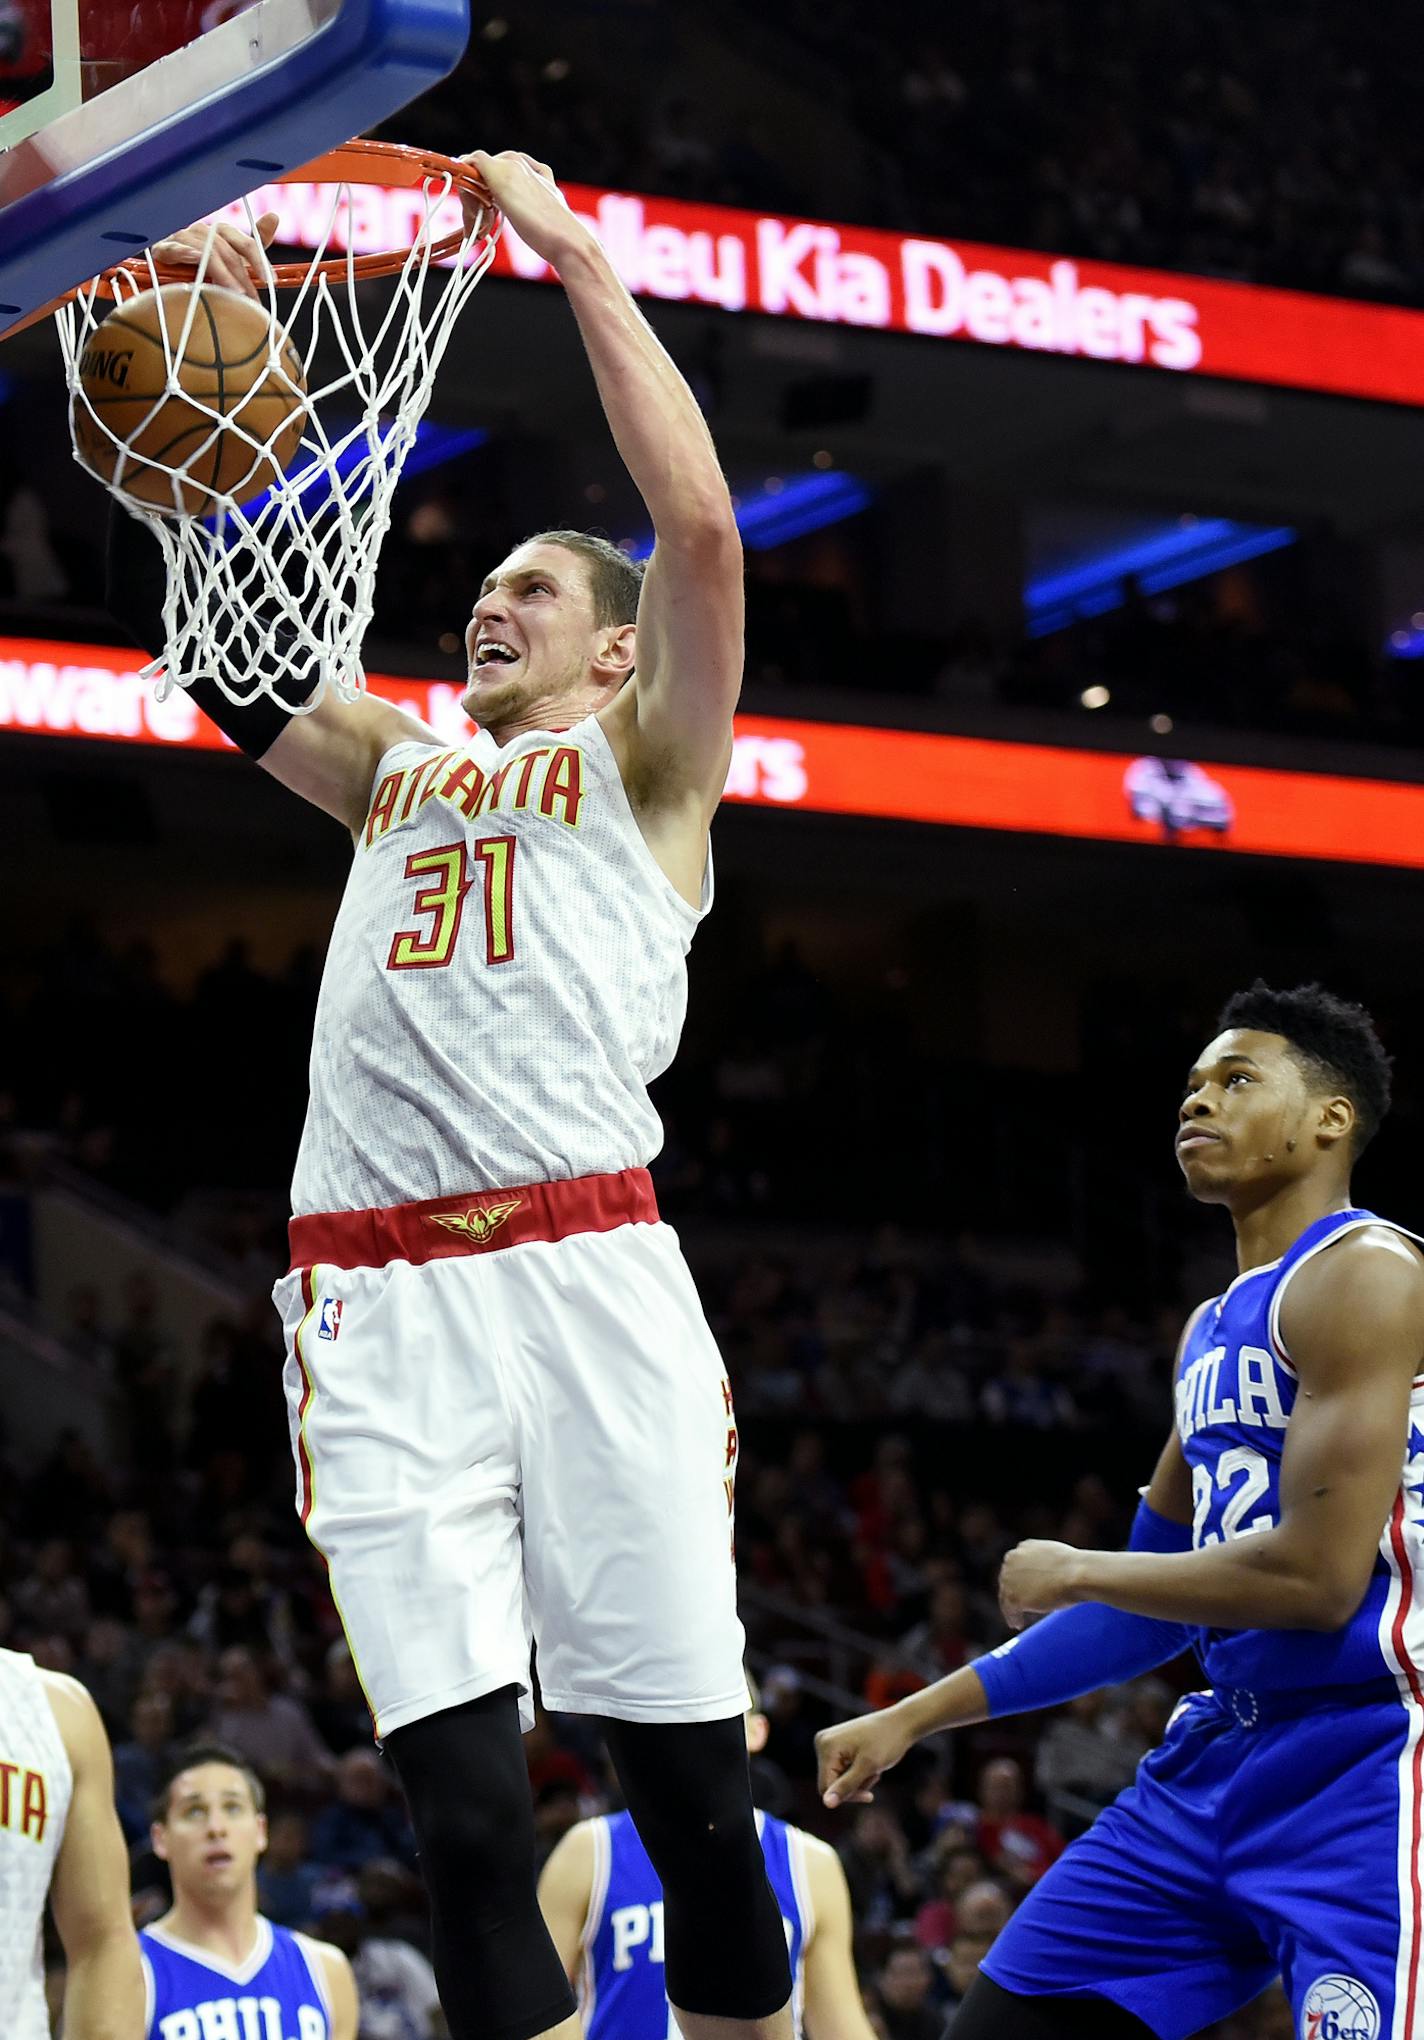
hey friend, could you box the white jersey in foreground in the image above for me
[0,1649,73,2040]
[290,714,710,1215]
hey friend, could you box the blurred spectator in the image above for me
[312,1639,377,1755]
[1035,1688,1145,1830]
[112,1687,177,1842]
[971,1759,1064,1891]
[870,1942,948,2040]
[207,1646,334,1791]
[838,1805,923,1927]
[309,1750,416,1872]
[257,1809,324,1927]
[315,1898,442,2040]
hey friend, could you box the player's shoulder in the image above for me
[291,1924,353,1974]
[541,1812,603,1876]
[1296,1219,1424,1304]
[36,1668,106,1761]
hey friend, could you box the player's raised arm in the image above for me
[999,1228,1424,1632]
[468,152,743,813]
[44,1673,145,2040]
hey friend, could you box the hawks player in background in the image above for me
[107,150,794,2040]
[818,983,1424,2040]
[0,1643,143,2039]
[143,1741,357,2040]
[539,1683,877,2039]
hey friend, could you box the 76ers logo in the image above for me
[1301,1975,1380,2040]
[317,1297,343,1341]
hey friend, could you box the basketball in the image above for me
[73,283,307,517]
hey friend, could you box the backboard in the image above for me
[0,0,470,335]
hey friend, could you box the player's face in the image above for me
[152,1763,266,1899]
[1176,1027,1343,1203]
[463,542,621,725]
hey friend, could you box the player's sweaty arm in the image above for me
[800,1837,879,2040]
[537,1819,596,1987]
[1001,1228,1424,1633]
[44,1673,146,2040]
[104,210,441,833]
[467,153,743,816]
[314,1941,360,2040]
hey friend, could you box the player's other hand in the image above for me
[461,151,588,265]
[816,1705,914,1809]
[998,1538,1084,1630]
[148,211,281,301]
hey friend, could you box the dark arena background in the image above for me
[9,5,1424,2035]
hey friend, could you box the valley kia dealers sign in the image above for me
[7,635,1424,871]
[217,180,1424,408]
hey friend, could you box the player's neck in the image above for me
[1229,1175,1355,1274]
[486,692,605,746]
[160,1885,262,1967]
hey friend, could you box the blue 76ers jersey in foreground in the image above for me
[141,1917,330,2040]
[582,1810,810,2038]
[1175,1206,1424,1695]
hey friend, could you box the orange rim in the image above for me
[74,139,499,302]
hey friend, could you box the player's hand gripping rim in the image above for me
[147,211,282,301]
[815,1705,915,1809]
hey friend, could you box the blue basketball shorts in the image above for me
[983,1685,1424,2039]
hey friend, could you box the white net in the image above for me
[55,158,500,710]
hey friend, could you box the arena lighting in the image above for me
[9,635,1424,872]
[213,420,489,529]
[1027,520,1297,636]
[623,471,873,559]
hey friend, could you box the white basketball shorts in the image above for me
[272,1168,747,1739]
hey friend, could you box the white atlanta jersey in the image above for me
[0,1649,73,2040]
[290,713,710,1215]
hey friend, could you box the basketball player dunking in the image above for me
[817,984,1424,2040]
[106,152,794,2040]
[0,1643,144,2039]
[142,1741,357,2040]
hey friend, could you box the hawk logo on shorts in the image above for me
[1300,1974,1381,2040]
[317,1297,343,1341]
[429,1198,523,1245]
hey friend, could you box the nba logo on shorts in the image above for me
[1300,1975,1380,2040]
[317,1297,343,1342]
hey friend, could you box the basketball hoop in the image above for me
[54,141,502,710]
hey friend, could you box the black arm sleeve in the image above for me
[104,501,314,759]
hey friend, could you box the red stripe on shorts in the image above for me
[287,1165,659,1272]
[294,1270,317,1527]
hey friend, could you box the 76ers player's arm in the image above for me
[44,1672,145,2040]
[798,1837,880,2040]
[467,151,742,902]
[1001,1225,1424,1632]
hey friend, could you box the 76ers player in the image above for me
[108,150,793,2040]
[539,1687,877,2039]
[817,983,1424,2039]
[0,1644,143,2039]
[143,1741,357,2040]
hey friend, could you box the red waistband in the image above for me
[288,1167,659,1272]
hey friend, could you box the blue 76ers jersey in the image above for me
[581,1810,810,2038]
[1175,1206,1424,1695]
[141,1917,331,2040]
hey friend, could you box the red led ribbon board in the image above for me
[214,179,1424,409]
[4,635,1424,870]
